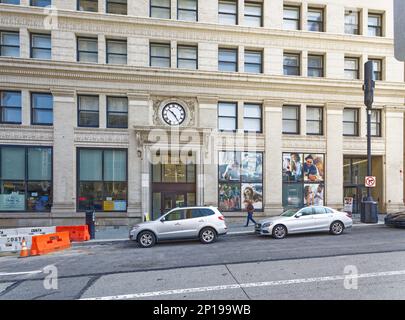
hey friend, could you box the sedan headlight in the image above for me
[131,225,141,231]
[262,222,273,228]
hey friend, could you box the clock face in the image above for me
[162,103,186,126]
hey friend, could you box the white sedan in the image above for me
[255,206,353,239]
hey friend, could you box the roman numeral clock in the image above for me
[162,102,186,126]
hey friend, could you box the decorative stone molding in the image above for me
[74,128,129,145]
[0,126,53,142]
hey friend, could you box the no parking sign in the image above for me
[365,176,376,188]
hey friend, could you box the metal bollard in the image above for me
[85,208,96,240]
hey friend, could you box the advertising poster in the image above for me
[242,183,263,210]
[219,183,241,211]
[303,154,324,182]
[241,152,263,182]
[0,192,25,211]
[218,152,241,182]
[303,184,325,206]
[283,153,303,182]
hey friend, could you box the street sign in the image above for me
[394,0,405,61]
[365,176,376,188]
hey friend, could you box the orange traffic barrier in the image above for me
[30,232,71,256]
[56,225,90,242]
[19,238,30,258]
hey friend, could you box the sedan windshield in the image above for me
[280,208,299,217]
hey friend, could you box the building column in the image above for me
[238,0,244,26]
[127,93,150,219]
[98,34,106,65]
[264,99,284,216]
[51,90,76,214]
[99,94,107,129]
[326,102,343,209]
[385,107,405,213]
[171,40,177,69]
[20,28,30,59]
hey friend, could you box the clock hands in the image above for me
[168,109,180,123]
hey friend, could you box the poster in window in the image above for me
[304,183,324,206]
[282,184,303,208]
[242,183,263,210]
[282,153,303,182]
[241,152,263,182]
[0,192,25,211]
[219,152,241,181]
[219,183,241,211]
[303,154,324,182]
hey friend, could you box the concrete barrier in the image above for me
[0,227,56,253]
[0,235,33,253]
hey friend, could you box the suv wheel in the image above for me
[330,221,344,235]
[138,231,156,248]
[199,228,217,244]
[272,224,287,239]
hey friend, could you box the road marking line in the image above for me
[0,270,43,277]
[82,269,405,300]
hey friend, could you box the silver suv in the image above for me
[129,206,228,248]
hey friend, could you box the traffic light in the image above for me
[363,61,375,109]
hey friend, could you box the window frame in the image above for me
[218,101,238,132]
[106,38,127,65]
[0,90,22,125]
[244,49,263,74]
[368,12,383,37]
[370,109,382,137]
[106,96,128,129]
[344,56,360,80]
[150,42,171,68]
[0,0,21,4]
[30,0,51,7]
[307,7,324,32]
[344,9,360,35]
[306,106,323,136]
[0,30,20,57]
[76,147,128,212]
[218,47,238,72]
[218,0,238,25]
[283,52,301,76]
[30,33,51,60]
[77,0,98,12]
[307,54,324,78]
[31,92,53,126]
[177,44,198,70]
[369,58,383,81]
[243,103,262,133]
[343,108,359,137]
[244,1,263,27]
[150,0,171,19]
[76,36,98,63]
[177,0,198,21]
[77,94,100,128]
[283,5,301,30]
[282,105,300,135]
[106,0,127,15]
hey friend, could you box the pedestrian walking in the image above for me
[245,201,257,227]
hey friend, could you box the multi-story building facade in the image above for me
[0,0,404,227]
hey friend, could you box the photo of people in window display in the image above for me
[219,151,263,211]
[282,153,325,208]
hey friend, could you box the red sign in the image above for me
[365,176,376,188]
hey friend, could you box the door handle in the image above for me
[174,223,181,226]
[198,220,204,222]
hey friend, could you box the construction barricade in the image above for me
[30,232,71,256]
[56,225,91,242]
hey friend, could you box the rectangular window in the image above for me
[107,96,128,128]
[106,39,127,64]
[0,146,52,212]
[0,31,20,57]
[78,95,99,127]
[308,54,324,77]
[283,5,300,30]
[150,0,171,19]
[150,42,170,68]
[78,148,127,212]
[107,0,127,15]
[178,0,197,21]
[345,10,360,35]
[283,105,300,134]
[308,7,324,32]
[219,151,263,211]
[306,106,323,135]
[177,45,197,70]
[343,108,359,136]
[218,48,238,72]
[31,33,51,60]
[218,102,237,131]
[0,0,20,4]
[31,93,53,125]
[371,109,381,137]
[218,0,237,25]
[368,13,382,37]
[244,103,262,133]
[0,91,21,124]
[30,0,51,6]
[244,2,262,27]
[244,50,262,73]
[370,59,382,80]
[77,37,98,63]
[283,52,300,76]
[344,57,360,80]
[77,0,98,12]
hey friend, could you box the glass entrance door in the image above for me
[163,193,186,213]
[344,186,368,214]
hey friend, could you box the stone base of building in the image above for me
[385,203,405,214]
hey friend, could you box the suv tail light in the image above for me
[218,215,225,221]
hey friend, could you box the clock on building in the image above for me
[162,102,186,126]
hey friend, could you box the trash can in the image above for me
[361,200,378,223]
[85,208,96,240]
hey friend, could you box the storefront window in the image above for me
[218,151,263,211]
[0,146,52,212]
[282,153,325,208]
[78,148,127,211]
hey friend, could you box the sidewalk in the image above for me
[88,214,386,243]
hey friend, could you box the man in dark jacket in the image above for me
[245,201,257,227]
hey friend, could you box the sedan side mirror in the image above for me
[295,213,302,218]
[160,217,166,223]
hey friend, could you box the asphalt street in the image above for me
[0,225,404,300]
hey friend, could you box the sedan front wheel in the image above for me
[272,224,287,239]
